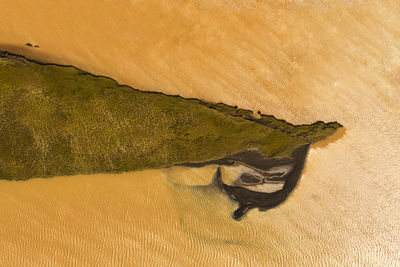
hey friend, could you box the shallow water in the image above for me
[1,0,400,265]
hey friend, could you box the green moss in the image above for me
[0,51,342,180]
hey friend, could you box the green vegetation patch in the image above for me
[0,51,342,180]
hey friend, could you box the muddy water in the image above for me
[1,0,400,265]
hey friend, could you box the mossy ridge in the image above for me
[0,51,342,180]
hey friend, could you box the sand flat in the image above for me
[1,0,400,265]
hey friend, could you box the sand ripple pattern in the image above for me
[1,0,400,265]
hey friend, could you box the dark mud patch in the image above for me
[182,144,311,220]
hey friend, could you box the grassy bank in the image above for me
[0,51,342,180]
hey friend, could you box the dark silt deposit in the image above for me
[184,144,311,220]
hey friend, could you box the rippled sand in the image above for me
[1,0,400,265]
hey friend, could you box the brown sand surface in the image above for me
[1,0,400,265]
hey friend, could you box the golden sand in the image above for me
[1,0,400,265]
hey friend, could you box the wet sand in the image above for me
[1,0,400,265]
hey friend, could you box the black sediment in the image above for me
[183,144,311,221]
